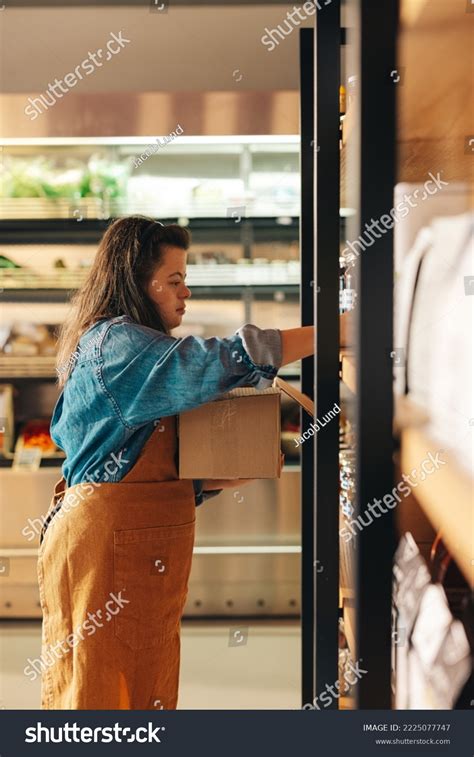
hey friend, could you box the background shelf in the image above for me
[0,356,57,378]
[400,422,474,589]
[0,263,300,292]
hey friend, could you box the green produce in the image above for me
[0,255,21,268]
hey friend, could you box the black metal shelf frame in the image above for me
[299,27,316,710]
[353,0,398,709]
[313,1,341,709]
[0,285,299,305]
[303,0,398,711]
[0,217,299,246]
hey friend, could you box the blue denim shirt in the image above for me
[51,315,282,501]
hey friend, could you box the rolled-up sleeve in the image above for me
[99,319,282,427]
[193,479,223,507]
[236,323,282,389]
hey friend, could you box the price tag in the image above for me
[12,445,42,471]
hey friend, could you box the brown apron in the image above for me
[37,415,196,710]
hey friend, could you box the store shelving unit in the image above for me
[340,386,474,594]
[268,6,468,686]
[398,418,474,591]
[333,0,474,712]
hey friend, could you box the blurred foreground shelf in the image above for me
[339,695,356,710]
[398,407,474,589]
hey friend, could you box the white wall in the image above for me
[0,4,314,93]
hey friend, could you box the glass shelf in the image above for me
[0,137,301,221]
[0,263,301,291]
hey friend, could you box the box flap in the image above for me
[218,385,280,400]
[274,376,315,418]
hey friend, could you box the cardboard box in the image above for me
[178,377,314,479]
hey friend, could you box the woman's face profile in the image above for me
[146,245,191,330]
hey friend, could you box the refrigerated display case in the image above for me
[0,138,307,621]
[0,136,300,220]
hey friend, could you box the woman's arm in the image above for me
[99,320,315,427]
[101,321,282,426]
[279,326,315,366]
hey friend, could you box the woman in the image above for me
[38,215,315,710]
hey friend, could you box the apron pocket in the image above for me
[113,520,195,650]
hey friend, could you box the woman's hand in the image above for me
[202,452,285,491]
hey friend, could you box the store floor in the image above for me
[0,619,300,710]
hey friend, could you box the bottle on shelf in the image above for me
[339,84,346,149]
[339,260,347,315]
[339,255,357,314]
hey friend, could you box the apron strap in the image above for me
[40,477,66,545]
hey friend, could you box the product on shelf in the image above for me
[0,255,21,269]
[338,617,356,699]
[392,533,432,708]
[339,84,346,116]
[16,419,58,457]
[339,257,357,314]
[339,84,346,147]
[391,532,473,709]
[339,418,357,596]
[1,323,57,357]
[0,384,14,454]
[5,336,38,357]
[339,418,356,518]
[0,154,129,202]
[410,583,472,709]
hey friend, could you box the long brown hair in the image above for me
[55,215,191,387]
